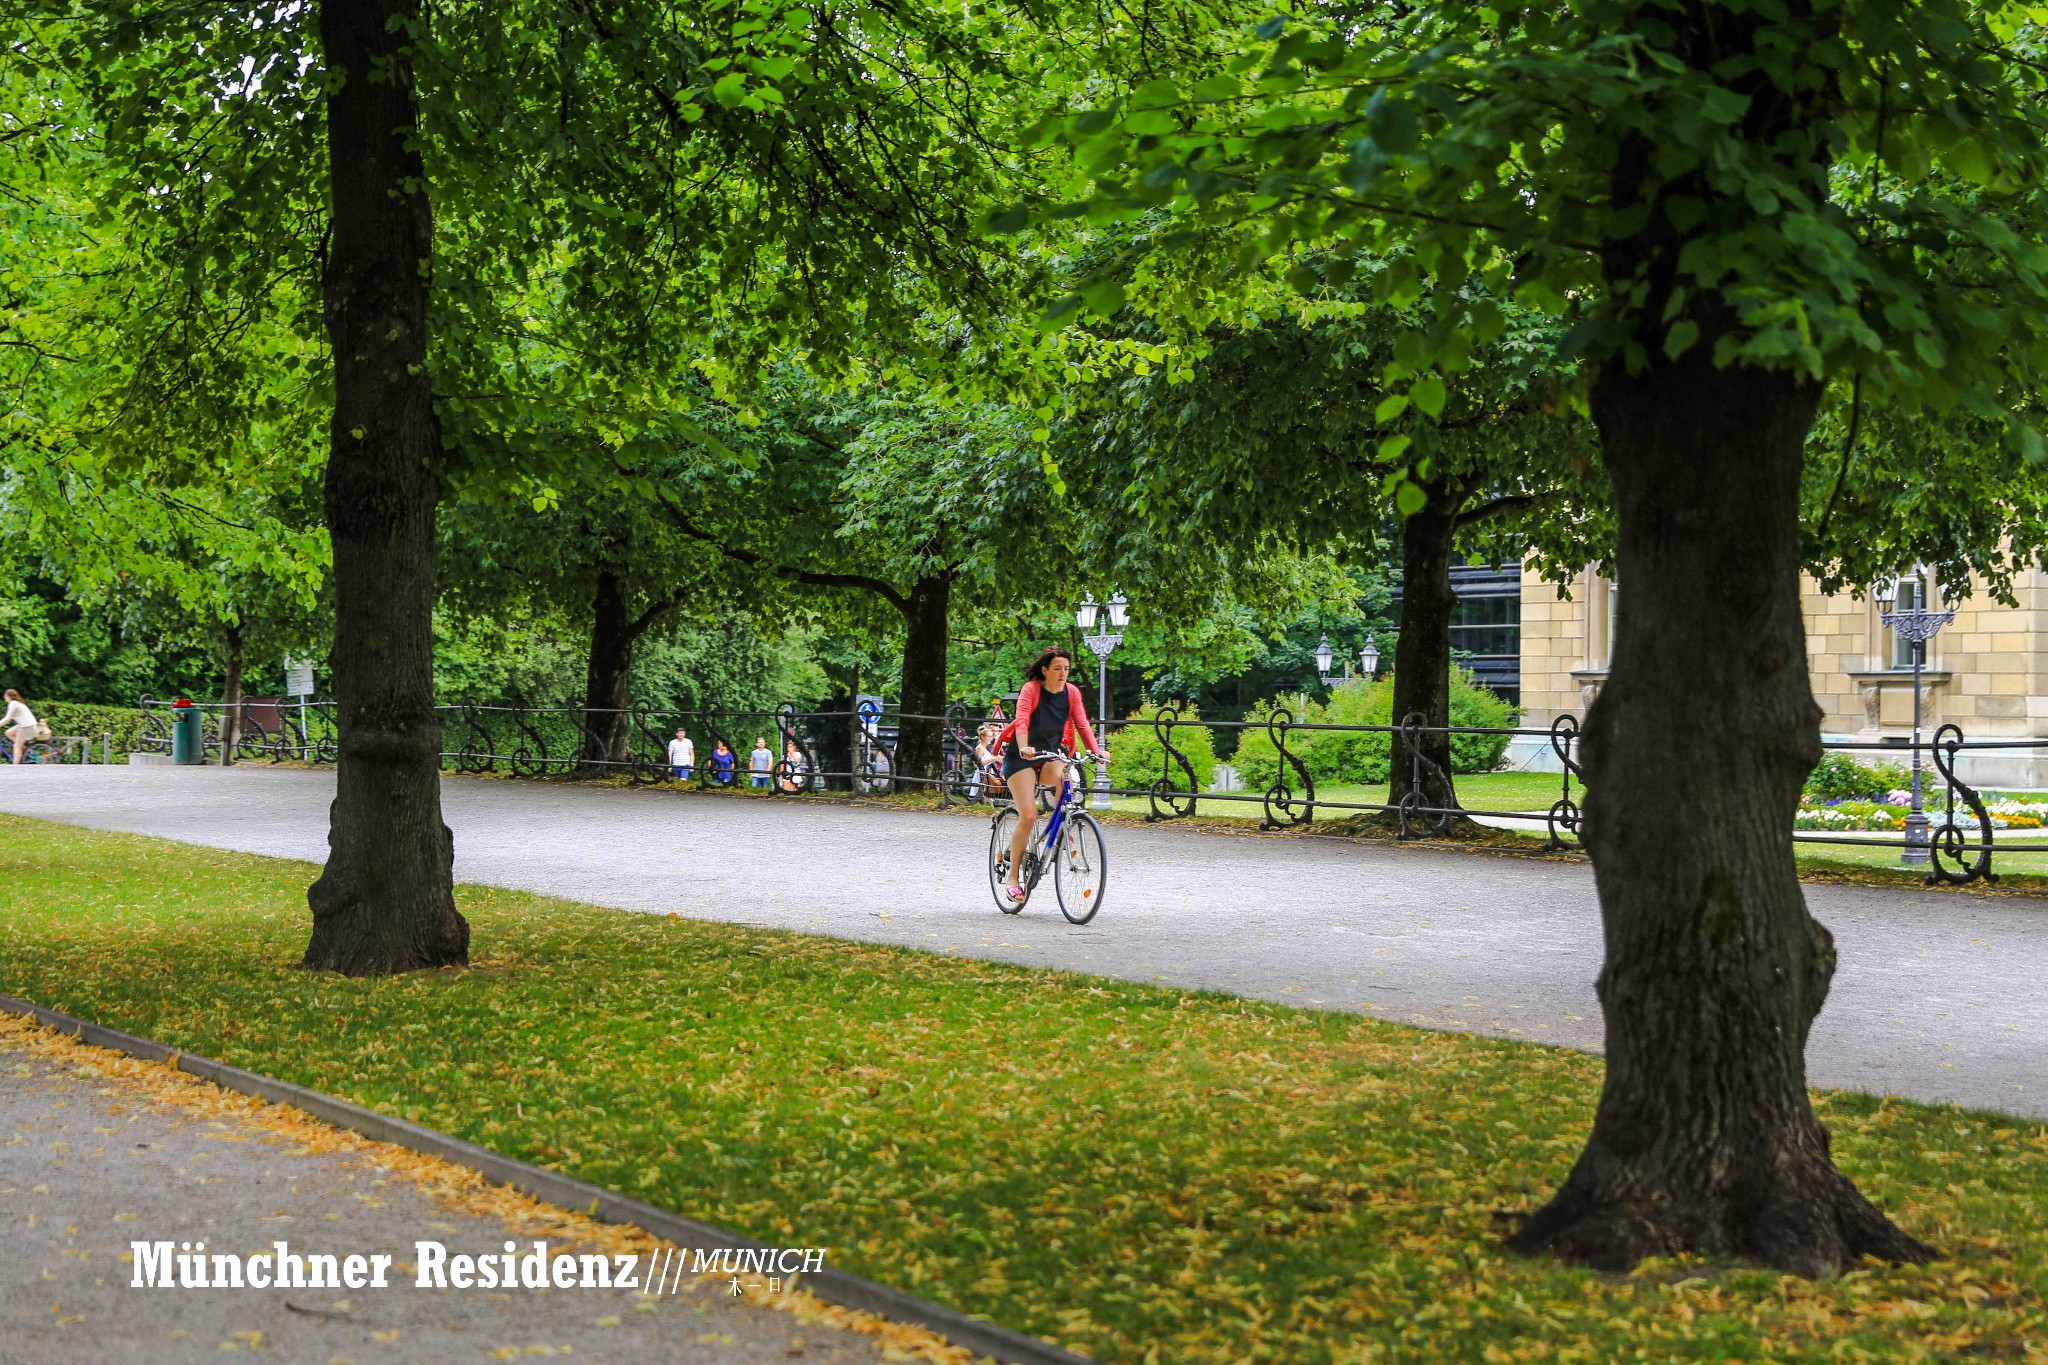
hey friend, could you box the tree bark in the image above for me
[577,567,675,774]
[302,0,469,975]
[1507,350,1932,1275]
[893,573,951,785]
[219,619,244,767]
[1384,481,1462,822]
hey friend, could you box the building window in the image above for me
[1438,560,1522,703]
[1884,573,1929,669]
[1450,592,1520,659]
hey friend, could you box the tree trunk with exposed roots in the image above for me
[1507,351,1931,1276]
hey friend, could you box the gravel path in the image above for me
[0,1020,910,1364]
[2,765,2043,1120]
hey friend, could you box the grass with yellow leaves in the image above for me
[0,816,2042,1363]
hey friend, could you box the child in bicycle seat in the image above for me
[973,723,1004,801]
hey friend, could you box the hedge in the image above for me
[1233,672,1517,790]
[36,702,154,760]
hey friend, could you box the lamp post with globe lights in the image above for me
[1359,634,1381,681]
[1314,633,1335,685]
[1872,574,1955,866]
[1077,594,1129,810]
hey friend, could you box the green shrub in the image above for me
[37,702,154,760]
[1310,680,1395,783]
[1804,753,1914,801]
[1223,672,1517,791]
[1231,695,1322,791]
[1445,673,1518,774]
[1108,702,1218,795]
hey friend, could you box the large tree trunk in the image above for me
[219,619,244,767]
[1508,351,1930,1276]
[1384,481,1462,824]
[302,0,469,976]
[893,572,951,785]
[579,567,637,773]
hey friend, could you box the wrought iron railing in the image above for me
[129,695,2040,887]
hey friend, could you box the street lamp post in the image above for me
[1873,575,1955,866]
[1314,634,1335,685]
[1359,634,1381,681]
[1077,594,1129,810]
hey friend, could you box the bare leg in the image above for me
[1040,759,1068,806]
[1006,765,1038,883]
[10,736,22,765]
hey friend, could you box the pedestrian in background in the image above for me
[779,738,806,793]
[2,689,39,766]
[710,739,736,786]
[667,727,695,782]
[749,736,774,789]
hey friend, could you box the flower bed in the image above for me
[1794,796,2048,831]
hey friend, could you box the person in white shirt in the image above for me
[2,689,38,765]
[667,727,695,782]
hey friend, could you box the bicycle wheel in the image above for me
[988,809,1026,913]
[1053,812,1108,924]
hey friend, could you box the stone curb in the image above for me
[0,993,1091,1365]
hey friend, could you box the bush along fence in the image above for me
[124,694,2039,885]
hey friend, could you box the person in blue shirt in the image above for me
[710,740,737,786]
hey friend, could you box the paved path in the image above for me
[0,1023,905,1364]
[2,766,2043,1120]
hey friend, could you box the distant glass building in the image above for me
[1391,559,1523,705]
[1448,562,1523,704]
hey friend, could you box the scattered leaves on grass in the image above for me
[0,819,2044,1362]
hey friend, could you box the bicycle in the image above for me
[986,747,1108,924]
[2,738,59,765]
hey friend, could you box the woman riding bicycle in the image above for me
[992,647,1108,905]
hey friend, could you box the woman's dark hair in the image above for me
[1025,647,1074,683]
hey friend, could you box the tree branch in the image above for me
[642,482,911,613]
[1454,492,1538,529]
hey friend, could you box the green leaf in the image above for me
[1129,78,1182,111]
[1410,374,1446,418]
[1366,95,1421,155]
[1378,433,1412,462]
[1395,480,1428,516]
[2015,423,2047,465]
[710,73,748,107]
[1699,86,1749,125]
[1374,393,1409,423]
[1664,196,1705,233]
[1664,319,1700,360]
[1079,279,1127,316]
[986,205,1031,235]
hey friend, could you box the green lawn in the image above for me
[2,817,2044,1362]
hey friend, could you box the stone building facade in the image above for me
[1518,564,2048,787]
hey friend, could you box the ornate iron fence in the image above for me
[131,694,2037,886]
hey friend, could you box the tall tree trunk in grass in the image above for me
[1507,350,1931,1275]
[1384,481,1461,822]
[219,618,244,767]
[893,572,952,785]
[302,0,470,975]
